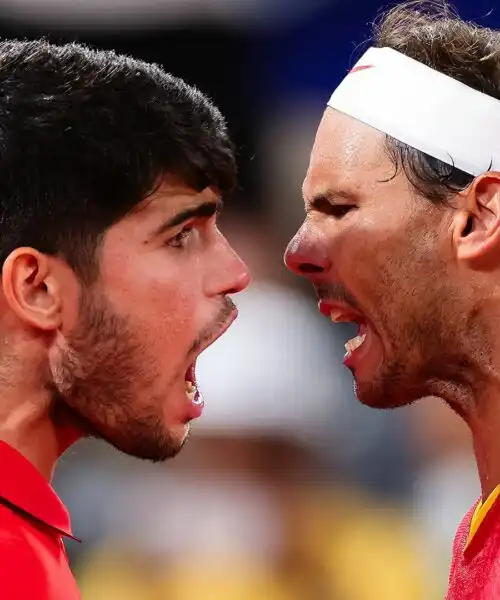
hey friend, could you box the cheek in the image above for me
[334,222,412,303]
[101,256,204,349]
[343,222,444,330]
[331,223,379,278]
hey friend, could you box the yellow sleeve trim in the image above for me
[466,485,500,549]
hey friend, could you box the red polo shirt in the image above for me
[447,493,500,599]
[0,441,80,599]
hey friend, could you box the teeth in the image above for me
[330,309,345,323]
[185,380,197,402]
[344,334,366,354]
[330,309,355,323]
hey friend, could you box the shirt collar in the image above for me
[464,485,500,558]
[0,441,78,540]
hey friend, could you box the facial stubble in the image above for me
[49,289,185,462]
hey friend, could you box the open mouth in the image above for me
[322,303,369,360]
[183,308,239,409]
[184,363,202,405]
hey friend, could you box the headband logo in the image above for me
[349,65,374,74]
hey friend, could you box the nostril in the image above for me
[299,263,323,274]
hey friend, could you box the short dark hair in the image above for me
[372,1,500,202]
[0,39,236,279]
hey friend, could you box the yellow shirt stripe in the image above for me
[466,485,500,549]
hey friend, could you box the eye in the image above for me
[165,225,193,249]
[329,205,355,218]
[308,195,357,219]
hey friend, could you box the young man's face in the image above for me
[52,177,250,461]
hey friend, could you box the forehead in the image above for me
[137,177,220,219]
[304,108,394,200]
[103,177,220,252]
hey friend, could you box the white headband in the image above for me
[327,47,500,176]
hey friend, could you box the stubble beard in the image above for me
[48,289,185,462]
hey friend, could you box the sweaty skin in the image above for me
[285,108,500,500]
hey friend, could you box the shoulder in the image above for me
[0,502,53,597]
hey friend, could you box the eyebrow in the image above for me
[153,198,223,237]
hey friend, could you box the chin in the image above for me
[353,378,420,410]
[164,422,191,455]
[97,421,191,463]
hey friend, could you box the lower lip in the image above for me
[343,323,371,370]
[186,389,204,420]
[184,380,205,421]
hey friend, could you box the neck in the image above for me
[460,292,500,500]
[444,371,500,500]
[0,386,84,481]
[467,392,500,500]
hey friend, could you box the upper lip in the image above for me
[318,300,365,322]
[196,308,239,356]
[186,309,239,383]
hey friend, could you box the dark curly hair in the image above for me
[372,0,500,202]
[0,39,236,279]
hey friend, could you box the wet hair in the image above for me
[372,0,500,202]
[0,39,236,279]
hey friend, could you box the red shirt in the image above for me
[447,498,500,599]
[0,441,80,599]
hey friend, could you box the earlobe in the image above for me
[2,248,62,331]
[455,173,500,269]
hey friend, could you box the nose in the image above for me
[206,234,251,297]
[284,223,331,277]
[228,258,251,294]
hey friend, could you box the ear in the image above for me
[2,248,63,331]
[455,172,500,269]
